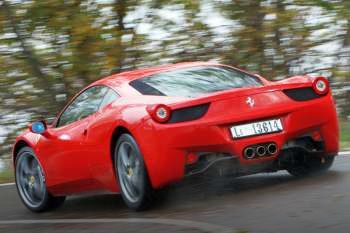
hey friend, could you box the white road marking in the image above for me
[0,218,232,233]
[0,182,14,187]
[339,151,350,156]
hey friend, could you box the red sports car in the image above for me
[13,62,339,212]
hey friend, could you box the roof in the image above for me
[90,61,239,96]
[94,61,220,86]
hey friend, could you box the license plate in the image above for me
[230,119,283,139]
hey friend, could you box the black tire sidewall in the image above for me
[287,155,335,177]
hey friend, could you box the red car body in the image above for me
[13,62,339,196]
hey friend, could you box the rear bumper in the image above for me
[134,94,339,188]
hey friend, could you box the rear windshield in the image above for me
[129,66,262,98]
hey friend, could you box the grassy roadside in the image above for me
[0,120,349,184]
[340,120,350,149]
[0,167,14,184]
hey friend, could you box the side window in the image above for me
[99,89,120,109]
[57,86,108,127]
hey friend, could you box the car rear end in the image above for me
[129,65,339,188]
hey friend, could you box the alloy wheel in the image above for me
[16,153,46,208]
[117,141,143,203]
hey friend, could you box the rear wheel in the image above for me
[287,154,335,177]
[114,134,156,210]
[15,147,65,212]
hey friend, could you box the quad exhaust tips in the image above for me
[243,147,255,159]
[243,143,278,159]
[267,143,277,155]
[256,146,266,157]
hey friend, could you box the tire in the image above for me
[114,134,156,211]
[15,147,66,212]
[287,154,335,177]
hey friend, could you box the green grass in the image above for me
[340,120,350,149]
[0,168,14,184]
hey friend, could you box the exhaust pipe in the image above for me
[267,143,278,155]
[244,147,255,159]
[256,146,266,157]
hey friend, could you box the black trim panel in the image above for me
[169,103,210,123]
[283,87,322,101]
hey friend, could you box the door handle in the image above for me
[83,129,88,136]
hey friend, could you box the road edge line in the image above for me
[0,218,233,233]
[0,182,15,187]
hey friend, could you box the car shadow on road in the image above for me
[160,170,341,204]
[41,170,343,218]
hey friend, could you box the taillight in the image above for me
[147,104,172,123]
[147,103,210,124]
[312,77,329,95]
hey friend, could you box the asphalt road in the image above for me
[1,153,350,233]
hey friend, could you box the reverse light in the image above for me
[312,77,329,95]
[186,152,199,165]
[311,130,323,142]
[147,104,171,123]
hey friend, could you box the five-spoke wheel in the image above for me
[117,141,144,203]
[16,151,46,209]
[15,147,65,212]
[114,134,155,210]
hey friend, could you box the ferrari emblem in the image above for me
[246,97,255,108]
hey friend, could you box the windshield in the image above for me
[129,66,263,98]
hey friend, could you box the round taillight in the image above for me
[148,104,171,123]
[313,77,329,95]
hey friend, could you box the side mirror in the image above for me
[29,121,47,134]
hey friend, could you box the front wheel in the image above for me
[287,155,335,177]
[15,147,66,212]
[114,134,156,211]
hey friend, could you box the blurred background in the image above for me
[0,0,349,182]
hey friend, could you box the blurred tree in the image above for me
[219,0,329,78]
[0,0,349,157]
[302,0,350,117]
